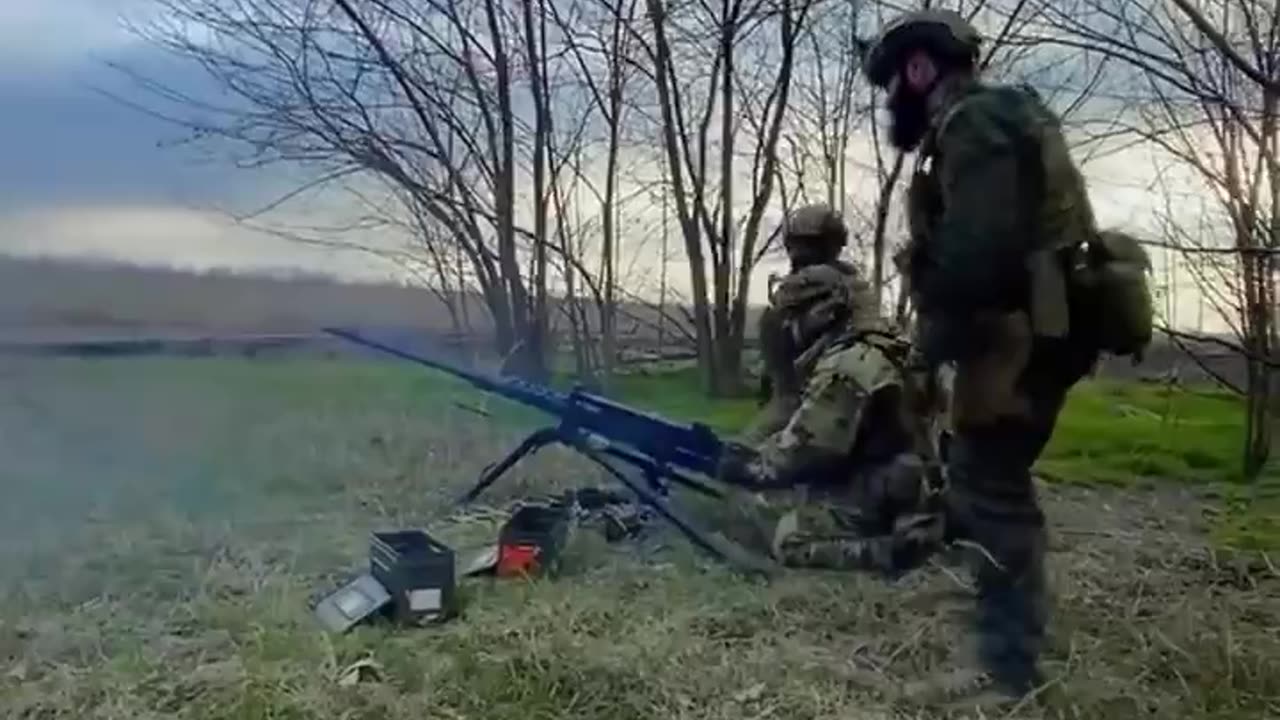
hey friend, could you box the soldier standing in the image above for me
[862,9,1101,706]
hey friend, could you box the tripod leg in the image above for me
[576,445,778,577]
[596,445,724,500]
[456,427,561,506]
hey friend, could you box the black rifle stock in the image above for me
[324,328,774,572]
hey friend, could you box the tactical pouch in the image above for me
[1026,248,1071,339]
[1067,230,1154,360]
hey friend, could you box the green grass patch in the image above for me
[605,367,760,436]
[330,355,1272,552]
[1202,477,1280,552]
[601,367,1252,488]
[54,356,1257,494]
[1038,380,1248,486]
[12,355,1275,550]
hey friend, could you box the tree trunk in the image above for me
[646,0,716,392]
[600,92,621,389]
[711,0,737,396]
[485,0,539,379]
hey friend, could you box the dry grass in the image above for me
[0,356,1277,720]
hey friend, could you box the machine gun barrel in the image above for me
[324,327,723,479]
[323,327,571,417]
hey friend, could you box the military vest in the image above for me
[907,82,1099,339]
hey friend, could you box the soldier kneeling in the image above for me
[716,263,946,576]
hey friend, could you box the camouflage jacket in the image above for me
[905,78,1096,337]
[745,260,886,445]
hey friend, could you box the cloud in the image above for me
[0,69,251,213]
[0,0,1234,334]
[0,0,143,67]
[0,1,298,215]
[0,204,402,283]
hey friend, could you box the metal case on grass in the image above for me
[370,530,457,624]
[496,503,571,577]
[313,573,393,633]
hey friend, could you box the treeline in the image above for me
[0,254,735,349]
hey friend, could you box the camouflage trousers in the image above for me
[717,454,945,576]
[942,339,1083,698]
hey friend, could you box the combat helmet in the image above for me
[863,9,982,88]
[781,204,848,268]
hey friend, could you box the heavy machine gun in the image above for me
[324,328,771,572]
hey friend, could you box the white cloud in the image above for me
[0,1,146,67]
[0,204,402,283]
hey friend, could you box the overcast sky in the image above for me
[0,0,399,281]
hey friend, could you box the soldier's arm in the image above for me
[717,366,864,489]
[914,100,1030,314]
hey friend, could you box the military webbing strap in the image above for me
[847,330,948,497]
[814,327,947,497]
[932,82,1040,146]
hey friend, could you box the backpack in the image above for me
[1068,229,1155,360]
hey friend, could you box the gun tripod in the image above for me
[454,425,775,575]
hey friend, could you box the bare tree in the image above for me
[1038,0,1278,478]
[635,0,815,395]
[112,0,598,377]
[546,0,646,387]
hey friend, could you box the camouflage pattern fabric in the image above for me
[743,260,882,446]
[748,340,899,485]
[718,454,943,575]
[769,262,886,380]
[769,263,856,347]
[900,76,1101,699]
[829,260,885,336]
[774,505,944,574]
[717,336,944,575]
[720,246,944,575]
[744,304,802,445]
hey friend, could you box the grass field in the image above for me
[0,355,1277,719]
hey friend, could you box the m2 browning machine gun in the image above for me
[323,328,772,573]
